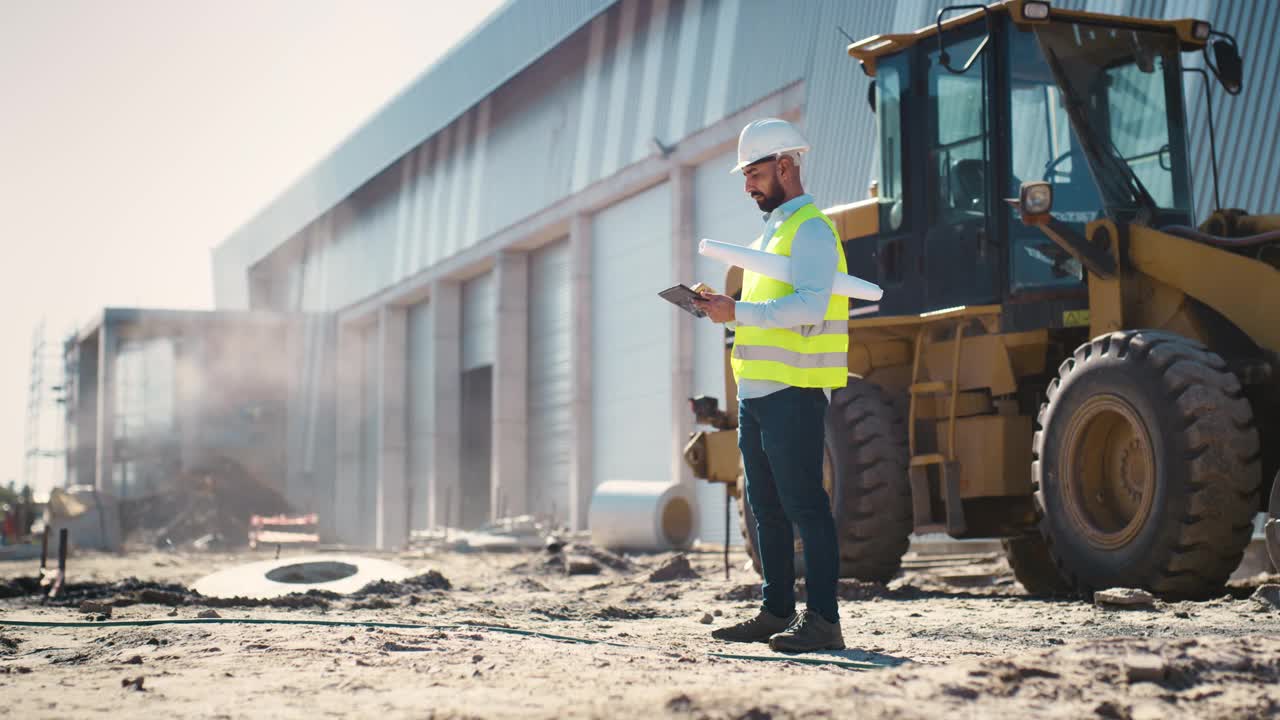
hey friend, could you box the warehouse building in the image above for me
[211,0,1280,549]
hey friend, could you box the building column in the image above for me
[568,214,594,531]
[492,250,529,521]
[429,280,462,528]
[375,305,409,549]
[670,166,696,488]
[333,320,364,544]
[73,336,99,489]
[93,319,117,493]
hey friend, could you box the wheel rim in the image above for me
[1060,394,1156,550]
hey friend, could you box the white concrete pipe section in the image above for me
[698,238,884,301]
[589,480,697,552]
[191,554,415,599]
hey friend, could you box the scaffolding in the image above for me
[22,319,66,500]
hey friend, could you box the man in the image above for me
[692,118,848,653]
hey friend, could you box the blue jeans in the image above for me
[739,386,839,624]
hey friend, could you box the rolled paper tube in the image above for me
[698,238,884,302]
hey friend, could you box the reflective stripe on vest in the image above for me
[730,203,849,389]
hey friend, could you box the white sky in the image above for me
[0,0,506,495]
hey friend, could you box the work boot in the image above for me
[711,609,797,643]
[768,609,845,653]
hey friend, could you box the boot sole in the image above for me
[711,636,776,644]
[768,639,846,653]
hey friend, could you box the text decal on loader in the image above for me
[1062,310,1089,328]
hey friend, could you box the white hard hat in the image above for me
[730,118,810,174]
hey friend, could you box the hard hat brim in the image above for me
[728,146,808,174]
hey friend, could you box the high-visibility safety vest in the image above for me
[730,203,849,389]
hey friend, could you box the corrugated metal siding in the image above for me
[527,240,573,523]
[243,0,819,312]
[462,271,496,371]
[407,300,432,531]
[212,0,619,301]
[800,1,932,205]
[1194,0,1280,219]
[722,0,817,127]
[591,182,672,489]
[1053,0,1276,221]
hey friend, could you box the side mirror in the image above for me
[1006,181,1054,226]
[867,81,876,113]
[1213,39,1242,93]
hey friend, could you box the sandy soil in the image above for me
[3,545,1279,719]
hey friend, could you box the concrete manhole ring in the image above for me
[191,554,415,600]
[265,561,359,584]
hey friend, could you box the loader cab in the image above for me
[858,4,1198,323]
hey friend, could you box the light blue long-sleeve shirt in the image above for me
[730,193,838,400]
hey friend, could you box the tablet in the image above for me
[658,284,707,318]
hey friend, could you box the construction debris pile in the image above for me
[508,541,634,577]
[118,459,292,550]
[409,515,578,554]
[0,567,454,613]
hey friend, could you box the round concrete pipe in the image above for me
[588,480,696,552]
[191,554,414,600]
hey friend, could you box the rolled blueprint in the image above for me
[698,238,884,302]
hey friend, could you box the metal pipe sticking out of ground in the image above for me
[41,528,68,601]
[724,486,731,581]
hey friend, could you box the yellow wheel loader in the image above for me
[684,0,1280,599]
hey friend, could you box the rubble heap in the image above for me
[118,458,292,550]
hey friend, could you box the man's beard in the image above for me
[753,184,787,212]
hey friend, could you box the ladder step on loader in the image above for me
[907,320,969,537]
[908,456,966,536]
[909,381,950,395]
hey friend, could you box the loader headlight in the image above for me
[1022,1,1051,21]
[1020,181,1054,215]
[1192,21,1210,41]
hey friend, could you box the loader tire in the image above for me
[737,380,912,583]
[826,380,913,582]
[1034,330,1261,599]
[1002,535,1072,597]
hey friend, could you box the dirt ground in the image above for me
[3,545,1280,719]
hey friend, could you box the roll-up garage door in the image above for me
[527,239,573,525]
[592,182,672,491]
[460,272,496,528]
[462,272,496,371]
